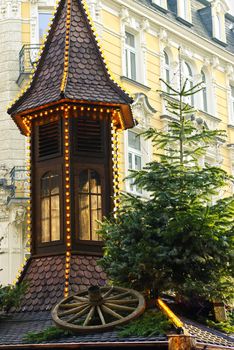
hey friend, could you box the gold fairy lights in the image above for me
[7,0,61,111]
[111,119,121,217]
[80,0,132,100]
[61,0,71,93]
[63,106,72,298]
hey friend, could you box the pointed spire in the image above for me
[8,0,133,122]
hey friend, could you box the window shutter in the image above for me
[74,118,103,155]
[38,120,61,159]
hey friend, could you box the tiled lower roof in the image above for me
[183,318,234,348]
[0,311,167,347]
[0,311,233,348]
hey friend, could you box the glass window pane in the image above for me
[128,152,133,169]
[90,170,101,194]
[135,155,142,170]
[41,197,50,242]
[41,175,50,196]
[130,52,136,80]
[50,174,59,195]
[79,194,90,240]
[91,195,102,241]
[79,170,89,192]
[128,131,141,150]
[39,13,52,42]
[164,51,169,65]
[125,32,135,47]
[51,195,60,241]
[231,86,234,97]
[184,62,192,77]
[125,49,129,77]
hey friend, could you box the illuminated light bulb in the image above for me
[65,142,69,147]
[66,251,71,257]
[67,228,71,232]
[67,235,71,240]
[66,206,70,211]
[66,184,69,189]
[66,213,70,218]
[65,281,69,287]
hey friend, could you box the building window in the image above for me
[163,51,171,91]
[41,172,60,243]
[39,12,52,42]
[212,5,227,43]
[125,32,137,81]
[77,169,102,241]
[127,131,142,194]
[152,0,167,9]
[230,85,234,124]
[182,62,194,106]
[201,70,208,112]
[178,0,191,22]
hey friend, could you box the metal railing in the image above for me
[19,44,40,75]
[8,166,29,202]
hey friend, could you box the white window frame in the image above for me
[163,50,171,91]
[230,85,234,124]
[178,0,192,22]
[124,129,150,197]
[211,3,227,43]
[182,61,194,106]
[125,31,137,81]
[152,0,167,10]
[201,70,208,113]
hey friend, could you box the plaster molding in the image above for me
[132,93,157,128]
[0,0,21,20]
[226,64,234,80]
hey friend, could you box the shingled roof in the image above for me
[7,0,133,116]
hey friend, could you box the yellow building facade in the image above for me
[0,0,233,284]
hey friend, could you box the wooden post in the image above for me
[168,335,196,350]
[213,301,227,322]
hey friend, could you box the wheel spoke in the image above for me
[60,302,88,309]
[97,305,106,325]
[83,306,95,326]
[105,291,130,301]
[67,305,91,323]
[73,296,89,302]
[59,303,88,317]
[102,286,114,299]
[103,299,138,305]
[104,302,135,312]
[101,304,123,320]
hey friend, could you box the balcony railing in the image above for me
[7,166,30,203]
[17,44,40,85]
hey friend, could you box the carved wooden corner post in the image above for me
[168,335,197,350]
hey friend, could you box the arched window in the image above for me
[183,62,194,105]
[201,70,208,112]
[41,172,60,243]
[163,50,170,91]
[77,169,102,241]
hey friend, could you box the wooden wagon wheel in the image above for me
[52,285,146,333]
